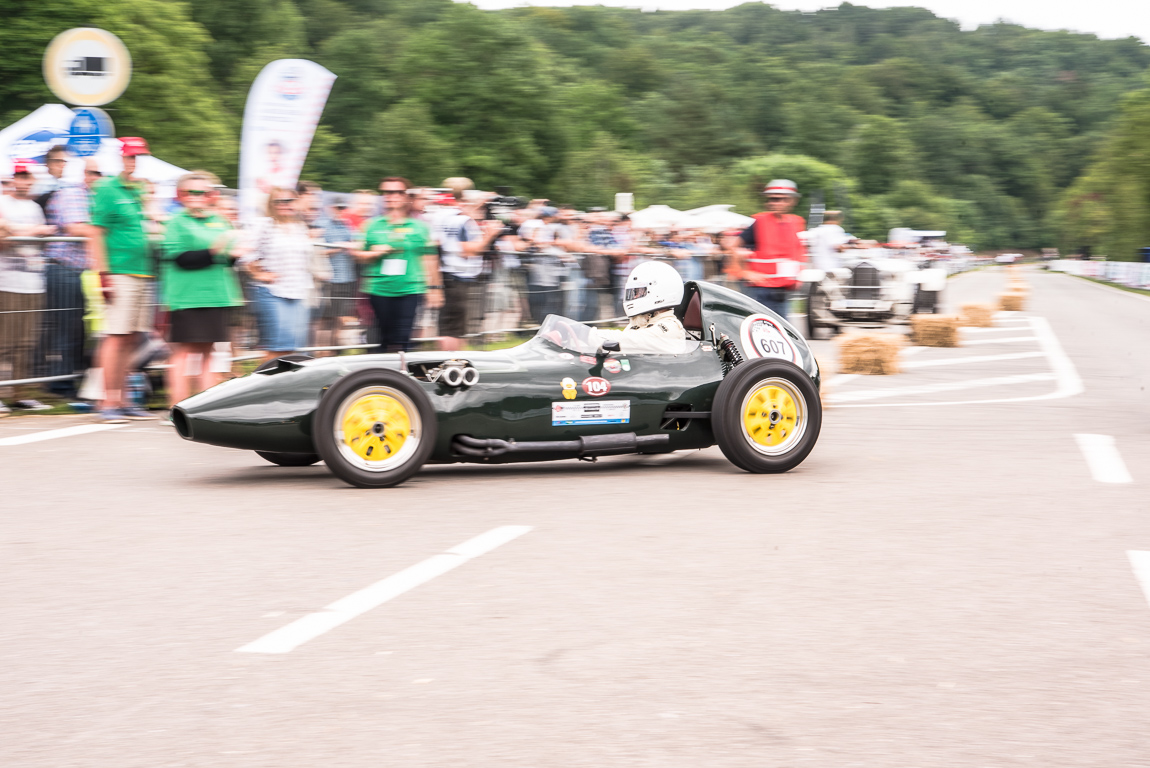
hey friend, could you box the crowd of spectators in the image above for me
[0,141,772,423]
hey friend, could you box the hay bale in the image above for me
[910,314,961,347]
[959,303,995,328]
[835,333,904,375]
[999,291,1026,312]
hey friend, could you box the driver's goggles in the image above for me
[624,286,648,302]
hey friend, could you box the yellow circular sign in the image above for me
[43,28,132,106]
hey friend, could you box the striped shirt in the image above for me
[45,184,90,270]
[246,218,315,300]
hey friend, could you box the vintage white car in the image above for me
[798,252,948,339]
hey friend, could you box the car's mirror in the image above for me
[600,340,621,354]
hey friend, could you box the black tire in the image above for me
[805,282,822,340]
[255,450,322,467]
[712,358,822,474]
[254,354,314,373]
[313,368,436,488]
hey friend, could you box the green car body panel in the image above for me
[173,281,820,462]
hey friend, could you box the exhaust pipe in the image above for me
[461,366,480,386]
[453,432,669,461]
[441,366,464,387]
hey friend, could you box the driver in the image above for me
[587,261,688,354]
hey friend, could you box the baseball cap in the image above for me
[120,137,150,157]
[11,160,35,176]
[763,179,800,197]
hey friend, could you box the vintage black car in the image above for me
[172,280,823,488]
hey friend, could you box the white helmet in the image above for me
[623,261,684,317]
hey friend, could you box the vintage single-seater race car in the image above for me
[172,280,823,488]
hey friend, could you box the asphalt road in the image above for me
[2,268,1148,767]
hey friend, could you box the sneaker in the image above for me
[13,399,52,411]
[121,406,156,421]
[98,408,129,424]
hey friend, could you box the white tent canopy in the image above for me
[679,204,753,233]
[628,204,684,230]
[0,103,189,197]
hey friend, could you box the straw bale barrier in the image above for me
[999,291,1026,312]
[835,332,903,375]
[959,303,995,328]
[910,314,961,347]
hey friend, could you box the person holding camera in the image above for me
[433,178,503,351]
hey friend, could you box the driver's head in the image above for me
[623,260,684,318]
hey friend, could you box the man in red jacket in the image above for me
[727,179,806,318]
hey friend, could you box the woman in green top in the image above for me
[353,176,443,352]
[161,172,246,407]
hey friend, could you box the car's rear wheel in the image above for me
[713,359,822,473]
[313,369,436,488]
[255,450,321,467]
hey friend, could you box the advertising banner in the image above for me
[238,59,336,226]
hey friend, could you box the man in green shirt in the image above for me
[89,137,155,422]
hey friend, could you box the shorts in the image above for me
[251,284,309,351]
[168,306,233,344]
[104,274,154,335]
[439,274,473,339]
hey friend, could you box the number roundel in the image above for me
[738,314,797,362]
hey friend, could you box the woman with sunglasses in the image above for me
[353,177,442,352]
[160,172,245,410]
[244,187,315,362]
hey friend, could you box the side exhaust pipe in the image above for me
[453,432,669,461]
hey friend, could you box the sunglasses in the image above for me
[765,196,792,202]
[184,189,209,197]
[273,198,296,204]
[381,189,408,195]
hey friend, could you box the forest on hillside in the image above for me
[2,0,1149,255]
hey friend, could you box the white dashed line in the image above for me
[236,526,533,654]
[901,351,1045,369]
[1074,434,1133,484]
[962,336,1040,345]
[1127,552,1150,609]
[0,423,128,446]
[829,373,1055,403]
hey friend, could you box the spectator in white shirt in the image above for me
[806,211,851,272]
[0,162,54,412]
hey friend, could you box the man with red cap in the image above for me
[0,160,55,414]
[725,179,807,318]
[89,137,156,422]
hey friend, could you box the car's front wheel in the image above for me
[712,359,822,473]
[313,369,436,488]
[255,450,321,467]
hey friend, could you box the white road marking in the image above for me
[1126,552,1150,608]
[960,326,1033,333]
[825,373,859,387]
[833,315,1083,408]
[963,336,1039,345]
[902,351,1045,369]
[829,372,1054,403]
[1074,434,1133,484]
[236,525,533,654]
[0,423,128,446]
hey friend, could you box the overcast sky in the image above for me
[465,0,1150,44]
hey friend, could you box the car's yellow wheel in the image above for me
[740,379,807,457]
[712,359,821,474]
[314,370,436,488]
[337,388,418,471]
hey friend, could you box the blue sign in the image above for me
[66,107,113,157]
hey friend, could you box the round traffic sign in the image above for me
[43,28,132,106]
[66,107,114,157]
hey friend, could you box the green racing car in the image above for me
[172,280,823,488]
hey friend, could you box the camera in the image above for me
[483,186,527,226]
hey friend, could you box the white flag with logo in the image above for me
[238,59,335,226]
